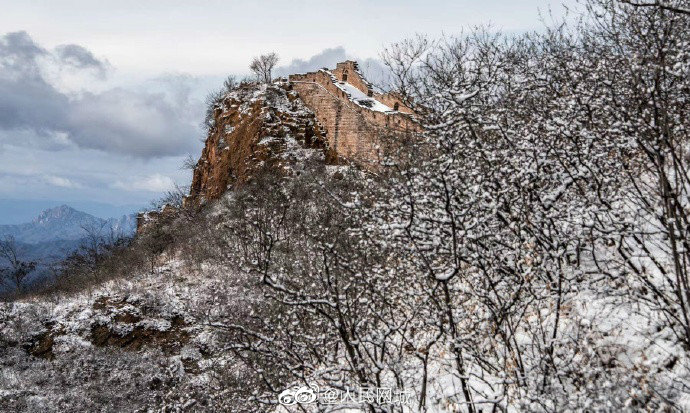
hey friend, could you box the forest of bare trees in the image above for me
[193,1,690,411]
[1,1,689,412]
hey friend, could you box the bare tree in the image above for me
[0,236,36,292]
[203,89,225,132]
[249,53,279,83]
[619,0,690,15]
[223,75,238,91]
[139,224,174,274]
[149,184,188,210]
[376,1,690,409]
[181,154,197,171]
[79,221,113,271]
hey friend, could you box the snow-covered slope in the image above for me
[0,258,244,412]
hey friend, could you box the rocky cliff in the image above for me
[187,82,334,205]
[185,61,419,207]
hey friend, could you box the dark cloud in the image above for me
[0,31,46,74]
[68,87,198,157]
[0,31,200,158]
[55,44,108,77]
[0,32,69,133]
[275,46,392,89]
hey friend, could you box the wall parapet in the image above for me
[289,69,419,134]
[288,62,422,166]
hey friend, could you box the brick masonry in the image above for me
[289,60,420,165]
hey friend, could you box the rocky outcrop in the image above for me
[182,61,420,208]
[187,82,332,205]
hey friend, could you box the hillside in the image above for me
[2,3,690,411]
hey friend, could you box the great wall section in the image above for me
[138,61,420,231]
[289,61,418,162]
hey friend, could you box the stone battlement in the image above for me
[288,61,420,164]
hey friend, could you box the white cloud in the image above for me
[113,173,174,192]
[44,175,80,188]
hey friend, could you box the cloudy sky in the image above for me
[0,0,576,223]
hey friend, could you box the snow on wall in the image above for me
[289,61,421,165]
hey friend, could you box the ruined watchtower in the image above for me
[288,60,419,165]
[139,60,422,233]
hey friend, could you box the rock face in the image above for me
[184,60,419,206]
[187,82,331,205]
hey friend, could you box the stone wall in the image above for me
[137,62,422,234]
[331,61,415,115]
[289,65,420,165]
[136,204,177,233]
[333,61,373,97]
[289,77,376,162]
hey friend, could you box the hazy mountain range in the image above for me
[0,205,137,291]
[0,205,136,245]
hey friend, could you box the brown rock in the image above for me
[151,61,421,218]
[187,82,329,206]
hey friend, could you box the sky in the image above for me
[0,0,577,223]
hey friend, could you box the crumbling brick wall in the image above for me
[137,62,421,235]
[289,75,377,162]
[331,61,415,116]
[289,63,419,165]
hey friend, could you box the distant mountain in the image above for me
[0,205,136,244]
[0,199,144,225]
[106,214,138,238]
[0,205,137,293]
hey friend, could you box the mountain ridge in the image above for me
[0,205,136,244]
